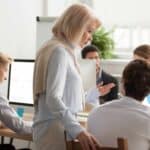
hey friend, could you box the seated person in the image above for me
[133,44,150,63]
[133,44,150,104]
[0,52,32,135]
[87,59,150,150]
[81,45,118,105]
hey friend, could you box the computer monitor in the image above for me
[7,59,34,106]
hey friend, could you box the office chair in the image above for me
[64,132,128,150]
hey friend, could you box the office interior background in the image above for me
[0,0,150,149]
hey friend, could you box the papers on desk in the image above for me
[77,112,88,117]
[77,112,88,127]
[79,59,96,91]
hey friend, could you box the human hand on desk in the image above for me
[97,82,115,96]
[84,102,95,112]
[76,130,101,150]
[0,121,6,128]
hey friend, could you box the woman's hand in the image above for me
[76,131,101,150]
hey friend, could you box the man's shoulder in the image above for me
[102,70,114,78]
[100,70,117,82]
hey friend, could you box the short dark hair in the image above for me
[134,44,150,60]
[81,45,99,58]
[123,59,150,101]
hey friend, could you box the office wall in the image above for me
[101,59,129,76]
[0,0,43,59]
[0,0,43,99]
[94,0,150,27]
[1,0,150,58]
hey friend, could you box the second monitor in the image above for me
[7,59,34,106]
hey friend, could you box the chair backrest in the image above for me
[0,144,16,150]
[65,136,128,150]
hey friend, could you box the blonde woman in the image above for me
[33,3,101,150]
[0,52,32,134]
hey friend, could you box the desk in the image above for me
[0,119,86,142]
[0,112,87,143]
[0,128,32,141]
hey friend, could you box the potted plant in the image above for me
[92,26,116,59]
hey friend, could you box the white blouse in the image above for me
[33,47,84,141]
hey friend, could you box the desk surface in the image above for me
[0,112,87,142]
[0,128,32,141]
[77,112,88,127]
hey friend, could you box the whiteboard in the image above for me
[36,16,57,50]
[36,16,96,91]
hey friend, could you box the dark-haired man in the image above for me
[87,59,150,150]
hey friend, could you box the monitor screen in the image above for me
[7,59,34,106]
